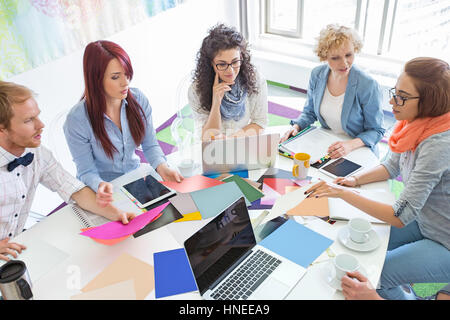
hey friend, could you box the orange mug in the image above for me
[292,153,311,179]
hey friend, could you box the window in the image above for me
[263,0,449,60]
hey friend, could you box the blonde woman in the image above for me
[281,24,385,158]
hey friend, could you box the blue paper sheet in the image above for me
[259,219,333,268]
[190,181,250,219]
[154,248,197,298]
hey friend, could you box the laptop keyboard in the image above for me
[211,250,282,300]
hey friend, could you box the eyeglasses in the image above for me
[215,60,243,71]
[389,88,420,106]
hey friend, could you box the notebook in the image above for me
[279,127,342,163]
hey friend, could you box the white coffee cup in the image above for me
[348,218,372,243]
[333,253,360,282]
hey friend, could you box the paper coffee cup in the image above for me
[292,153,310,179]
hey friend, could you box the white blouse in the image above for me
[188,71,268,140]
[319,86,346,135]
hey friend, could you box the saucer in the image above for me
[321,261,368,291]
[337,226,381,252]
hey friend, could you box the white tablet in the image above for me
[319,158,363,179]
[120,174,176,208]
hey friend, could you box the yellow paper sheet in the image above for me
[174,211,202,222]
[82,253,154,300]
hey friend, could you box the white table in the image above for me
[4,126,391,300]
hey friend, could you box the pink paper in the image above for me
[260,183,281,206]
[293,177,312,187]
[160,175,224,193]
[80,202,170,239]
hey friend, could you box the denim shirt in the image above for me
[290,64,385,155]
[381,130,450,250]
[63,87,166,192]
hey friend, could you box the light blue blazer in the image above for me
[63,88,166,192]
[291,64,385,154]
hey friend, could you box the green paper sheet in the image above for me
[223,175,264,203]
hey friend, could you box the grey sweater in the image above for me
[381,130,450,250]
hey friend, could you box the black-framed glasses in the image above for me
[389,88,420,107]
[215,60,243,71]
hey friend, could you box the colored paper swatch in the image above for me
[81,228,130,245]
[292,176,313,187]
[133,202,183,238]
[190,181,250,219]
[259,219,333,268]
[169,193,199,216]
[257,168,295,185]
[82,253,155,300]
[174,211,202,223]
[286,197,329,217]
[204,169,249,179]
[71,279,136,300]
[223,175,265,203]
[160,175,224,193]
[263,178,298,195]
[260,183,280,206]
[154,248,197,298]
[285,186,300,193]
[80,202,170,239]
[261,184,310,224]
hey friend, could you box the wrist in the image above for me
[350,175,360,186]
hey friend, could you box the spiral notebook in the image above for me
[71,205,110,228]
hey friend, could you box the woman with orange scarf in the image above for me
[305,57,450,300]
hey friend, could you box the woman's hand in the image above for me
[97,182,114,207]
[114,211,136,225]
[280,124,300,143]
[328,140,353,158]
[212,72,233,108]
[0,238,26,262]
[341,271,383,300]
[304,180,350,199]
[157,163,184,183]
[334,176,358,187]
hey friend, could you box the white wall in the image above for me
[5,0,240,215]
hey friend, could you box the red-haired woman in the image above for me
[64,40,182,207]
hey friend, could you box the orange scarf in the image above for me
[389,112,450,153]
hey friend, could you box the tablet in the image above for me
[319,158,363,179]
[120,175,176,208]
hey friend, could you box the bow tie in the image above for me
[7,152,34,172]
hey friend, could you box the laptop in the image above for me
[201,133,280,174]
[183,197,306,300]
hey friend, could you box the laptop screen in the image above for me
[184,197,256,295]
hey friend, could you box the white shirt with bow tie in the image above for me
[0,145,85,240]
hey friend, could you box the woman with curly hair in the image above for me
[189,24,268,141]
[281,24,385,158]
